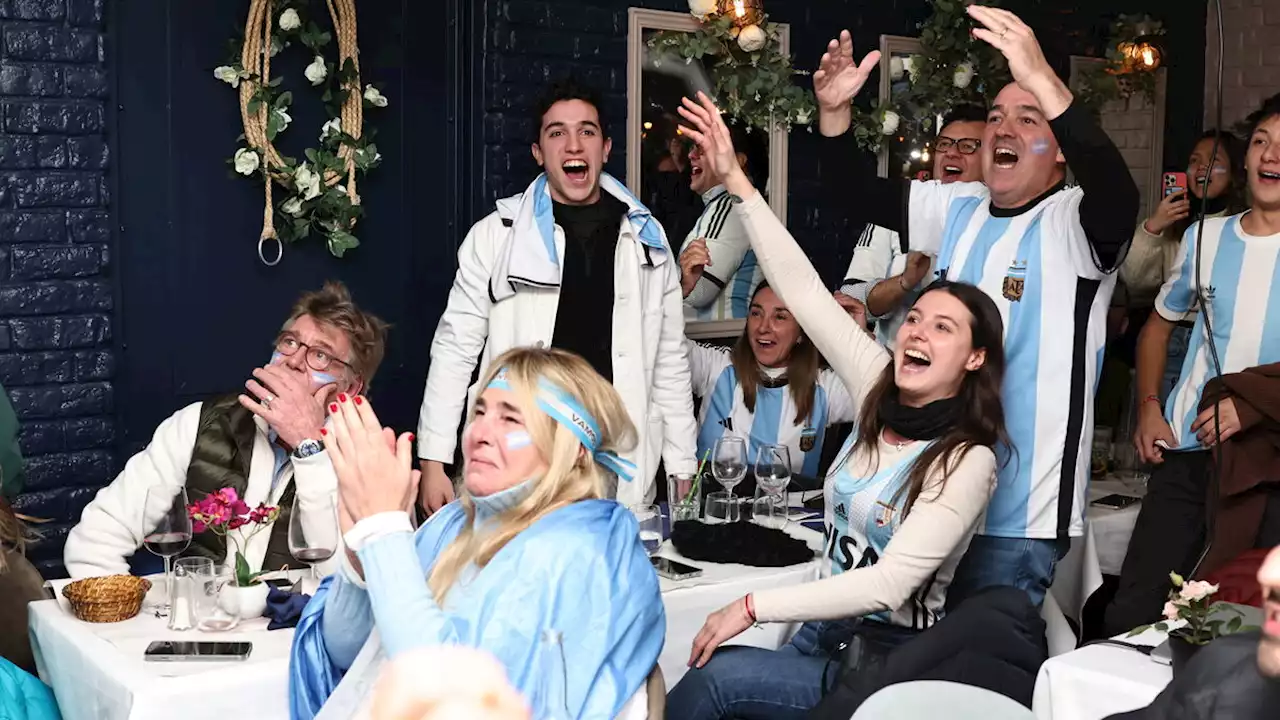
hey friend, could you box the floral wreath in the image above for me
[647,0,816,134]
[214,0,387,265]
[847,0,1010,155]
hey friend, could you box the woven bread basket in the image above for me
[62,575,152,623]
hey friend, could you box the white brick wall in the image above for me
[1074,58,1165,219]
[1204,0,1280,128]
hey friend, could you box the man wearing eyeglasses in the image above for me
[833,105,987,349]
[64,281,389,579]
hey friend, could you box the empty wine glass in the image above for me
[142,485,192,616]
[289,493,339,581]
[630,504,663,557]
[713,436,747,501]
[754,444,792,499]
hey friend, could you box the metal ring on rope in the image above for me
[240,0,363,266]
[258,234,283,266]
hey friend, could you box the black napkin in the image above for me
[671,520,816,567]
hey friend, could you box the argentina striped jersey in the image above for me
[1156,214,1280,449]
[681,186,763,321]
[688,343,856,476]
[906,180,1117,539]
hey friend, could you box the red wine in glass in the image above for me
[143,485,192,614]
[144,532,192,557]
[292,548,334,563]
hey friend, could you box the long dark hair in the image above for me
[1174,130,1246,238]
[847,281,1009,517]
[731,282,821,425]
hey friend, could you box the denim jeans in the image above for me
[666,620,915,720]
[945,535,1064,611]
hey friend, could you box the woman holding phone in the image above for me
[665,91,1008,719]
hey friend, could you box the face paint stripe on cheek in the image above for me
[503,430,533,451]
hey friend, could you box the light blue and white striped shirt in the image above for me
[689,343,856,477]
[1156,214,1280,449]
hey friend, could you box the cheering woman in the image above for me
[289,347,663,719]
[665,92,1009,719]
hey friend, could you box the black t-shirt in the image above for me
[550,194,628,382]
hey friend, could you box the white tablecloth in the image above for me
[1032,627,1171,720]
[30,576,299,720]
[656,525,824,687]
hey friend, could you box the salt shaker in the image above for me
[166,568,195,631]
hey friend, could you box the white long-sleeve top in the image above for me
[64,402,341,579]
[732,190,997,626]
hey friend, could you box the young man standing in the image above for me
[813,5,1139,606]
[835,105,988,349]
[417,79,698,510]
[1106,94,1280,634]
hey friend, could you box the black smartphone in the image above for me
[144,641,253,662]
[265,577,295,589]
[1091,493,1140,509]
[652,556,703,581]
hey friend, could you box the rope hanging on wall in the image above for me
[239,0,363,265]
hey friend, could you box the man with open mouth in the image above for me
[812,4,1139,609]
[416,78,698,513]
[834,104,988,350]
[677,122,765,321]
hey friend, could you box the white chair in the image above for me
[850,680,1035,719]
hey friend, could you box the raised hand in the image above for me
[239,363,334,450]
[677,93,745,190]
[813,30,881,137]
[323,394,421,524]
[967,5,1070,119]
[679,238,713,297]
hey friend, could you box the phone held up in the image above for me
[652,556,703,581]
[1163,171,1188,198]
[144,641,253,662]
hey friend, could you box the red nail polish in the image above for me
[329,403,338,413]
[408,433,415,443]
[338,393,348,402]
[320,428,327,436]
[354,396,363,405]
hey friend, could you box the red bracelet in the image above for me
[1142,394,1161,405]
[744,594,757,622]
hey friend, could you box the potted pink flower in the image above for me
[1129,571,1254,673]
[187,488,280,618]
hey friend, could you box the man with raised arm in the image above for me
[812,5,1139,605]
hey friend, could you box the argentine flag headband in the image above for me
[487,368,636,483]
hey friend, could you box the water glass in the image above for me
[704,491,740,524]
[178,559,241,632]
[667,473,701,522]
[629,504,664,557]
[170,556,213,631]
[754,444,791,497]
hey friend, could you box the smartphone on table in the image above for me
[144,641,253,662]
[1163,171,1188,198]
[1091,493,1140,510]
[652,557,703,581]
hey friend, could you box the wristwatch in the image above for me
[293,438,324,459]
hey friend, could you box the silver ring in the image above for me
[263,394,275,409]
[999,27,1008,38]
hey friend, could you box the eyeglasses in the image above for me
[274,335,353,373]
[935,137,981,155]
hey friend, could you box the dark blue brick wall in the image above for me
[0,0,110,578]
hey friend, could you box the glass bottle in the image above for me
[532,629,572,720]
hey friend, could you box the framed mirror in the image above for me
[627,8,790,340]
[877,35,933,180]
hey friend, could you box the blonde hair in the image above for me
[426,347,636,601]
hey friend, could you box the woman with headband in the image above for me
[288,347,664,719]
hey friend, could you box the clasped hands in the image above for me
[321,393,421,536]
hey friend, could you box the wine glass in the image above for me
[630,504,664,558]
[289,493,339,582]
[754,444,792,499]
[712,436,747,501]
[142,485,192,616]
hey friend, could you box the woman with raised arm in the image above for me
[289,347,663,719]
[664,93,1009,719]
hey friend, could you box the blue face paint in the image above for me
[1031,139,1051,155]
[310,371,339,388]
[503,430,533,451]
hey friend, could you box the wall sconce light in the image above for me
[718,0,763,29]
[1118,35,1163,73]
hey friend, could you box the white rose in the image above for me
[214,65,240,88]
[304,56,327,85]
[321,117,341,141]
[687,0,717,17]
[279,8,301,31]
[233,148,260,175]
[281,196,304,216]
[881,110,900,135]
[1162,600,1182,621]
[889,57,905,81]
[363,84,388,108]
[294,164,322,200]
[795,107,813,125]
[953,62,974,89]
[737,24,767,53]
[1178,580,1219,602]
[274,107,292,133]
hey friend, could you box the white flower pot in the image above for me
[219,582,269,619]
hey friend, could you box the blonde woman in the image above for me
[290,347,664,719]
